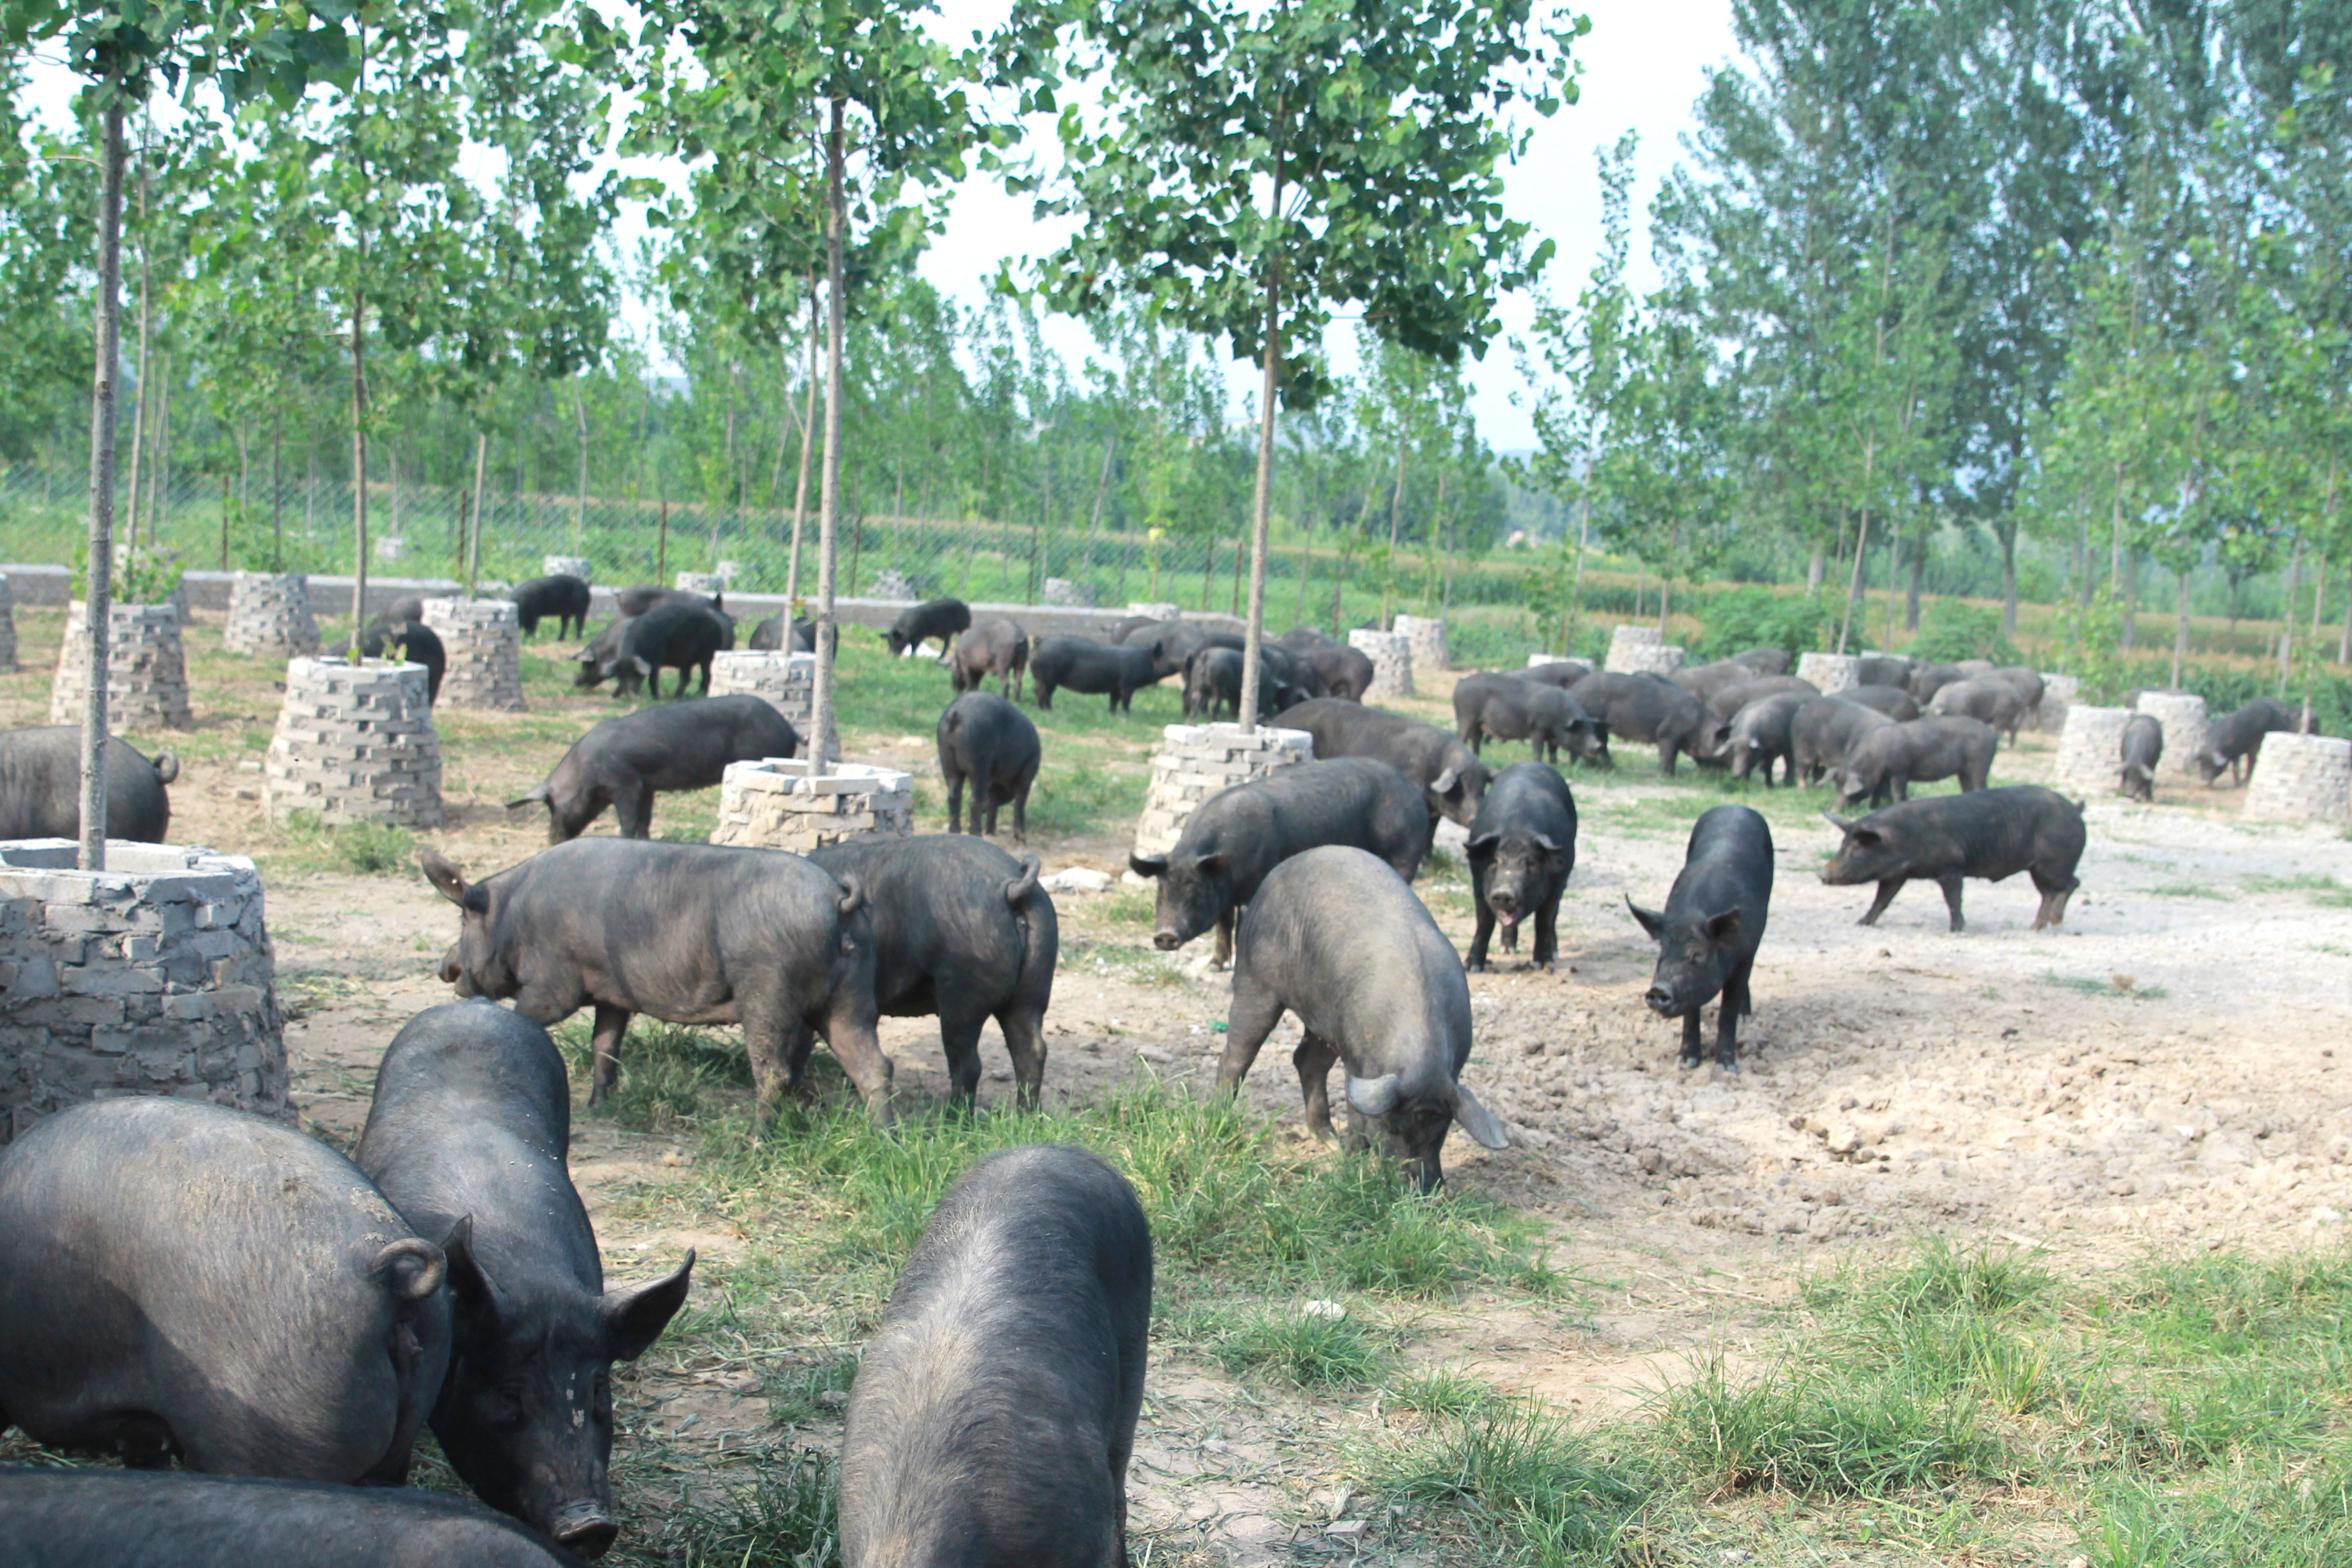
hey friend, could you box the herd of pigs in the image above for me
[0,584,2310,1565]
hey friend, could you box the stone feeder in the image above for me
[2037,673,2080,733]
[709,651,815,728]
[1392,614,1450,674]
[710,759,913,853]
[1605,624,1685,675]
[264,657,444,826]
[1133,723,1314,860]
[1796,652,1860,693]
[2133,691,2209,778]
[2053,705,2133,795]
[49,601,192,731]
[1347,630,1413,700]
[224,572,322,658]
[543,555,591,582]
[422,597,525,711]
[0,574,17,673]
[2244,733,2352,824]
[0,839,288,1144]
[1044,577,1097,608]
[675,571,727,598]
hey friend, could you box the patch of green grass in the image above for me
[1362,1399,1653,1566]
[618,1446,839,1568]
[2040,971,2170,1001]
[1061,937,1186,987]
[1024,765,1147,836]
[1186,1301,1392,1388]
[1387,1366,1500,1416]
[2147,882,2232,899]
[1097,882,1157,927]
[2243,872,2352,906]
[267,811,418,875]
[764,1351,862,1425]
[555,1020,751,1132]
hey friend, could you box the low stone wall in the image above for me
[0,839,288,1143]
[2134,691,2209,778]
[422,598,525,711]
[264,657,444,826]
[543,556,591,582]
[225,573,321,658]
[710,759,913,852]
[1392,614,1450,675]
[676,571,728,597]
[1128,601,1182,621]
[1132,723,1314,860]
[49,601,192,731]
[1044,577,1097,607]
[1605,624,1685,675]
[2054,705,2134,795]
[1796,652,1860,693]
[2038,674,2080,733]
[0,574,16,672]
[1348,630,1413,700]
[2244,732,2352,824]
[709,651,815,728]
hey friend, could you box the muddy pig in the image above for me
[1030,634,1158,712]
[1276,696,1492,823]
[1627,804,1772,1072]
[951,618,1029,699]
[1789,696,1892,785]
[601,601,728,698]
[1220,847,1508,1190]
[1465,761,1576,972]
[0,725,176,842]
[1452,673,1609,765]
[423,838,889,1123]
[509,574,591,640]
[1722,693,1807,786]
[2196,698,2297,785]
[1129,756,1431,967]
[1819,784,2085,932]
[1832,715,1996,808]
[511,695,798,843]
[809,837,1058,1108]
[0,1098,450,1483]
[0,1469,578,1568]
[938,691,1041,840]
[1926,676,2028,745]
[1567,671,1717,774]
[886,596,972,657]
[841,1146,1151,1568]
[2119,713,2163,801]
[358,1005,693,1558]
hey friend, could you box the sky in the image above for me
[18,0,1743,452]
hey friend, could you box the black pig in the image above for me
[509,574,591,640]
[1832,715,1997,808]
[1628,804,1774,1072]
[886,597,972,658]
[362,617,446,703]
[1452,672,1609,765]
[511,695,798,843]
[358,1005,693,1558]
[950,618,1029,699]
[2196,698,2297,785]
[1567,672,1717,774]
[2120,713,2162,801]
[1275,696,1492,823]
[1030,635,1158,712]
[1819,784,2085,932]
[938,691,1040,841]
[1465,761,1576,971]
[601,602,728,698]
[1789,696,1892,786]
[840,1146,1151,1568]
[0,725,176,842]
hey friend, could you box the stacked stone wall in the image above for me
[1391,614,1450,675]
[263,658,444,826]
[542,556,591,582]
[2244,732,2352,824]
[1347,630,1413,699]
[2037,674,2081,733]
[710,760,913,852]
[1604,624,1685,675]
[1795,652,1860,693]
[421,598,525,711]
[1132,724,1313,859]
[709,651,816,728]
[2134,691,2210,778]
[49,602,191,731]
[224,573,322,658]
[2054,705,2134,795]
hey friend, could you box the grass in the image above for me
[2242,872,2352,905]
[263,810,419,876]
[2041,970,2172,1001]
[1184,1299,1394,1388]
[2147,882,2232,899]
[1362,1399,1654,1565]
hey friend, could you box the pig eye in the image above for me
[488,1377,529,1425]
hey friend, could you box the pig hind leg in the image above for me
[996,1002,1047,1110]
[589,1002,633,1104]
[1857,878,1906,926]
[2030,866,2078,931]
[1293,1030,1342,1143]
[937,1012,987,1107]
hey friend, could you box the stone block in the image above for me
[1043,577,1097,608]
[543,556,591,582]
[1604,624,1684,675]
[871,569,920,602]
[2054,705,2134,795]
[2244,732,2352,824]
[1795,652,1860,693]
[1132,723,1314,860]
[224,573,322,657]
[1127,602,1182,621]
[2134,691,2209,778]
[709,651,816,728]
[422,598,524,711]
[710,760,914,853]
[1347,630,1412,700]
[263,657,444,827]
[1391,614,1450,674]
[2037,673,2079,733]
[49,601,192,730]
[676,572,728,597]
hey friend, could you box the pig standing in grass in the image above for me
[0,1098,451,1483]
[358,1005,694,1558]
[0,1469,579,1568]
[842,1145,1151,1568]
[1819,784,2085,932]
[1464,761,1577,972]
[423,838,891,1124]
[510,695,799,843]
[1220,846,1509,1191]
[1628,805,1774,1072]
[938,691,1041,841]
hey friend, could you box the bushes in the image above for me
[1911,599,2020,666]
[1692,586,1828,661]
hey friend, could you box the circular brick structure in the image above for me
[1795,652,1860,693]
[225,572,322,658]
[1604,624,1685,675]
[2133,691,2210,779]
[421,598,525,711]
[1392,614,1450,675]
[1133,723,1315,860]
[543,555,591,582]
[2037,673,2080,733]
[49,601,192,731]
[264,657,444,826]
[0,838,288,1144]
[2054,705,2134,796]
[1347,630,1413,700]
[710,759,912,853]
[2244,732,2352,824]
[0,573,17,673]
[709,651,815,728]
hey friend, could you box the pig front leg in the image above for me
[1533,897,1560,971]
[1857,878,1906,926]
[1215,975,1285,1098]
[589,1003,633,1105]
[1293,1031,1342,1143]
[1937,874,1968,933]
[612,776,653,839]
[1714,960,1751,1072]
[1211,908,1235,969]
[1465,894,1496,972]
[1677,1007,1704,1070]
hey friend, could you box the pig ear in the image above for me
[1453,1084,1510,1150]
[441,1215,505,1334]
[605,1250,696,1362]
[629,656,652,678]
[1703,907,1744,946]
[1531,832,1561,854]
[1345,1073,1403,1116]
[1625,897,1667,941]
[421,849,470,906]
[1465,830,1500,858]
[1128,853,1169,879]
[505,784,552,812]
[1820,811,1858,835]
[1195,853,1228,880]
[1433,765,1461,797]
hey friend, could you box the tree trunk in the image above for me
[79,92,127,872]
[270,416,283,569]
[1999,522,2018,636]
[574,382,589,551]
[2120,548,2138,649]
[148,349,168,549]
[1805,545,1824,595]
[1082,438,1113,572]
[2278,534,2303,691]
[808,97,847,770]
[124,141,151,550]
[2171,569,2190,690]
[787,280,818,607]
[1380,441,1407,627]
[1904,531,1926,632]
[469,430,489,595]
[1837,481,1872,657]
[347,20,370,655]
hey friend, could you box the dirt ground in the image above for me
[7,605,2350,1563]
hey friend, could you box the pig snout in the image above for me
[438,947,464,987]
[1488,887,1520,922]
[549,1501,621,1559]
[1643,983,1678,1014]
[1153,928,1182,951]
